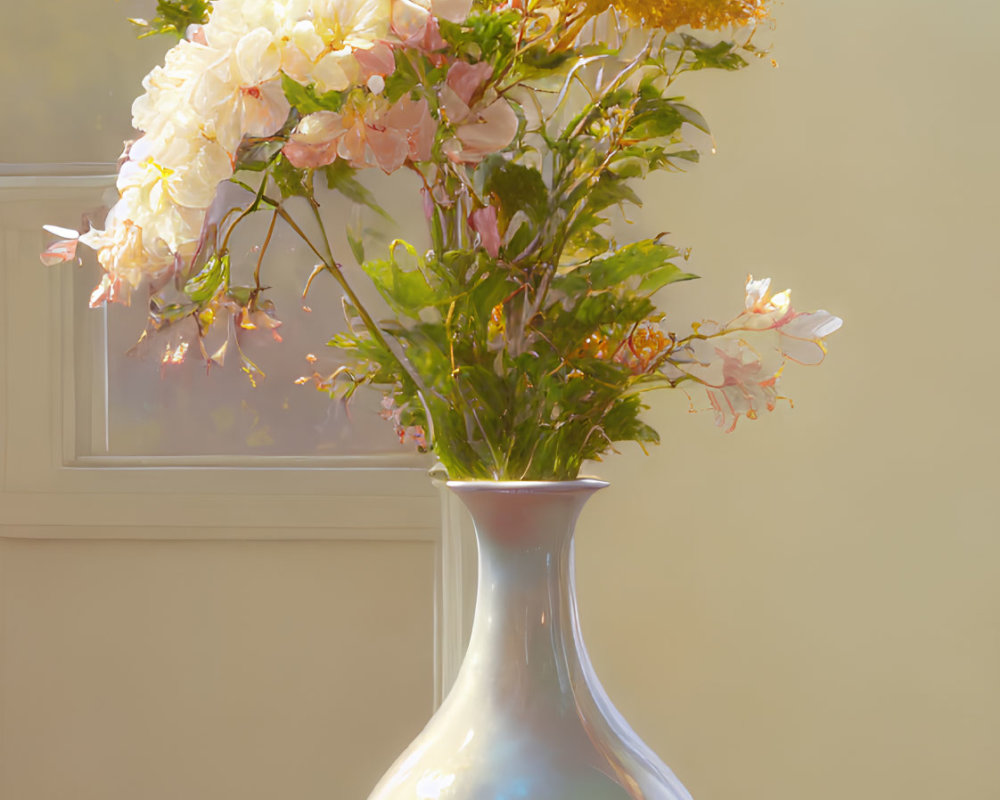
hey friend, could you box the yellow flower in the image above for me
[488,303,506,338]
[565,0,768,33]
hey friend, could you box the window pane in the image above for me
[71,187,418,460]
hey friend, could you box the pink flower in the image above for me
[355,41,397,81]
[284,95,435,173]
[39,225,80,266]
[446,61,492,107]
[395,16,447,64]
[380,395,428,449]
[469,205,501,257]
[699,338,780,432]
[439,61,518,163]
[667,275,841,430]
[283,111,346,168]
[373,95,435,168]
[401,425,428,449]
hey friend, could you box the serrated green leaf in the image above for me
[439,12,520,66]
[558,240,686,294]
[130,0,211,39]
[680,34,749,72]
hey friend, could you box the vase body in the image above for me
[367,480,692,800]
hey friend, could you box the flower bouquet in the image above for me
[43,0,840,480]
[41,2,844,795]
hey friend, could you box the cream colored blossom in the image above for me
[281,0,393,91]
[392,0,472,36]
[723,275,843,364]
[69,0,398,305]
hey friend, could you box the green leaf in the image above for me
[581,173,643,214]
[509,45,576,83]
[362,242,437,319]
[183,253,229,304]
[558,240,693,294]
[324,161,392,221]
[346,225,365,265]
[227,286,254,306]
[479,157,549,227]
[637,262,699,294]
[130,0,211,39]
[439,12,519,66]
[665,148,700,164]
[280,73,346,114]
[672,102,711,134]
[148,299,198,328]
[272,154,309,199]
[626,99,685,141]
[681,34,749,72]
[233,137,286,173]
[383,51,421,104]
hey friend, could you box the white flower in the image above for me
[281,0,393,92]
[115,158,208,250]
[313,0,392,48]
[724,275,844,364]
[71,0,396,305]
[392,0,472,36]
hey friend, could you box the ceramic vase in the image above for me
[367,479,692,800]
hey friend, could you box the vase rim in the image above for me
[445,478,609,493]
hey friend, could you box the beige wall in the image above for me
[577,2,1000,799]
[4,1,999,800]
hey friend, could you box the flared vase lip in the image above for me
[445,478,609,494]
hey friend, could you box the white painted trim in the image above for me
[0,163,116,190]
[1,167,462,711]
[0,524,437,543]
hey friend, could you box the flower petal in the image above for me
[40,238,79,266]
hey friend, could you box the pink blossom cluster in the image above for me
[379,394,428,448]
[283,20,518,173]
[670,276,843,431]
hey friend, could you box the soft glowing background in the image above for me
[3,1,997,799]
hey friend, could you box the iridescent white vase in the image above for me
[367,480,693,800]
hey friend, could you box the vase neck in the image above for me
[447,481,607,698]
